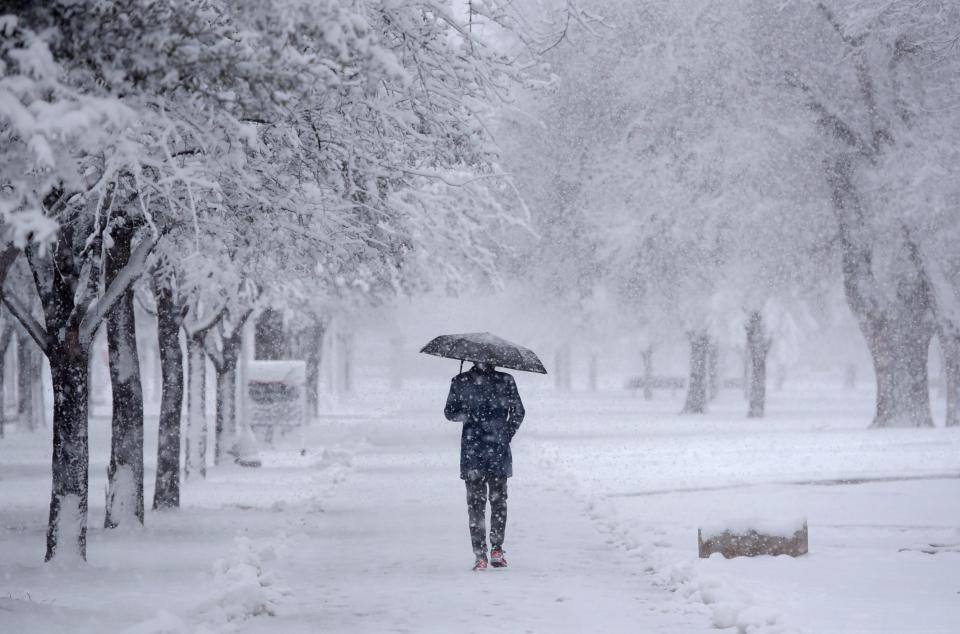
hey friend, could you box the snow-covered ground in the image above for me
[1,378,958,633]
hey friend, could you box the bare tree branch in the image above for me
[0,290,50,355]
[816,2,867,48]
[786,73,870,152]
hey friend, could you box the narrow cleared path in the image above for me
[238,412,707,633]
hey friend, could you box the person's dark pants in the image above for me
[465,476,508,559]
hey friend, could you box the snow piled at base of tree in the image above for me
[50,493,86,566]
[105,465,140,526]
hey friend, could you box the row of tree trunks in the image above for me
[682,317,771,418]
[103,222,145,529]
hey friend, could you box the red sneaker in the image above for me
[490,548,507,568]
[472,558,488,571]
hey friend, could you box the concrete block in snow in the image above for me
[698,521,808,558]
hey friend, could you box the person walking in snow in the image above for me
[444,362,526,571]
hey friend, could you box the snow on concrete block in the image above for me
[698,518,808,559]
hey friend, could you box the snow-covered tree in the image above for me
[503,1,833,412]
[755,0,960,427]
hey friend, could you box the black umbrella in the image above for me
[420,332,547,374]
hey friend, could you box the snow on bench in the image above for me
[698,517,808,558]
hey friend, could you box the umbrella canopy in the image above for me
[420,332,547,374]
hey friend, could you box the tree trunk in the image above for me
[17,330,44,430]
[17,329,32,426]
[746,311,771,419]
[942,328,960,427]
[0,345,4,439]
[17,229,95,562]
[640,346,654,401]
[707,340,720,401]
[0,322,13,438]
[943,339,960,427]
[45,346,90,561]
[103,224,145,529]
[30,347,45,428]
[254,307,285,360]
[184,333,207,479]
[213,363,236,464]
[830,157,934,428]
[152,279,183,510]
[335,330,355,395]
[213,335,242,464]
[683,331,710,414]
[865,318,933,427]
[304,322,326,419]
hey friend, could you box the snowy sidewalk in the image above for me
[239,414,707,633]
[5,386,958,633]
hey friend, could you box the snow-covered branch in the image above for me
[79,230,158,348]
[184,302,227,337]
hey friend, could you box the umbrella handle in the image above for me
[459,359,464,374]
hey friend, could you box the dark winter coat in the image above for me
[444,365,525,480]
